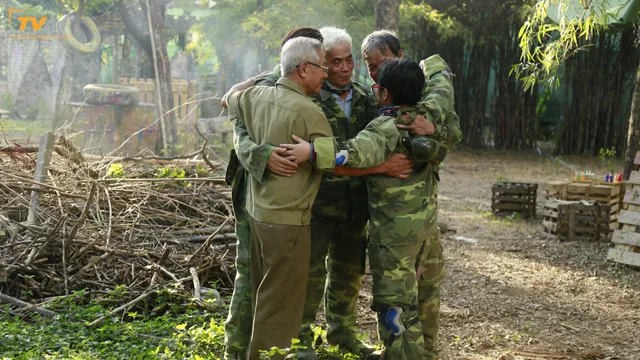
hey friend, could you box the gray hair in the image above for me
[281,37,323,76]
[319,26,352,53]
[361,29,401,58]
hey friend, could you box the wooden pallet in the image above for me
[564,182,622,230]
[622,182,640,210]
[542,199,566,235]
[607,169,640,267]
[542,203,557,235]
[544,181,623,203]
[543,181,568,201]
[542,200,616,232]
[557,203,612,241]
[566,182,621,203]
[621,173,640,211]
[554,202,613,241]
[607,211,640,267]
[491,182,538,218]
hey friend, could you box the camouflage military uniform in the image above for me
[415,55,462,360]
[299,81,378,353]
[223,66,280,360]
[313,109,437,360]
[313,54,461,360]
[225,55,461,359]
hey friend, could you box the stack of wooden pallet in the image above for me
[491,182,538,218]
[542,180,621,238]
[607,171,640,267]
[543,200,611,241]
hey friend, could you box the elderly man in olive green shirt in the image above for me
[222,37,332,360]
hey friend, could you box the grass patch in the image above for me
[0,118,54,140]
[480,211,527,227]
[0,292,368,360]
[0,292,227,360]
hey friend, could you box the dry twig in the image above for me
[0,135,236,308]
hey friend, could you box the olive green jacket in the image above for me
[227,77,333,225]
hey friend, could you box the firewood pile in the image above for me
[0,133,236,313]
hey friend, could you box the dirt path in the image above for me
[354,149,640,360]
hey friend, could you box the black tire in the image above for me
[83,84,140,106]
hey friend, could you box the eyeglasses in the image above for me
[371,84,384,92]
[297,61,329,73]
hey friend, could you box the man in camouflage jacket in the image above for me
[360,30,463,359]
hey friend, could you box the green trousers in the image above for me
[247,217,311,360]
[224,171,252,359]
[299,215,368,349]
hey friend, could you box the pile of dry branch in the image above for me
[0,134,236,313]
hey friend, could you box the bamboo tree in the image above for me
[514,0,640,176]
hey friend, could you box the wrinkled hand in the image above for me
[267,147,298,177]
[376,153,413,179]
[280,135,311,165]
[397,114,435,136]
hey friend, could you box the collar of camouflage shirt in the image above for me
[320,81,368,102]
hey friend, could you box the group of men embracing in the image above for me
[220,25,462,360]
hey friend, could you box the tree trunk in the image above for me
[115,0,176,149]
[53,53,73,131]
[375,0,400,32]
[624,61,640,179]
[149,0,177,145]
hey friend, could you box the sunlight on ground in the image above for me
[432,149,640,359]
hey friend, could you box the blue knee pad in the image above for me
[380,306,405,336]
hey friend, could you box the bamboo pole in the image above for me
[145,0,168,152]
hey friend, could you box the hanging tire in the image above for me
[83,84,140,106]
[58,14,101,55]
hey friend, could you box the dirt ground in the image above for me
[350,148,640,360]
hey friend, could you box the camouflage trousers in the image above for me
[370,223,444,360]
[299,216,368,349]
[224,170,252,359]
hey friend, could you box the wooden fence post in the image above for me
[27,132,56,225]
